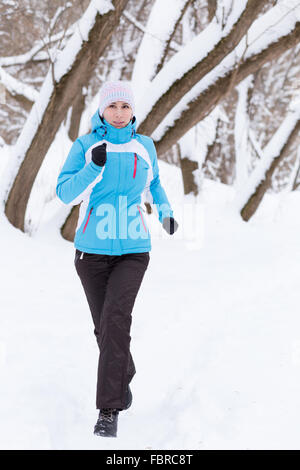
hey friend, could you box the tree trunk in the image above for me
[68,87,86,142]
[5,0,129,232]
[292,161,300,190]
[61,204,80,242]
[207,0,217,23]
[176,143,199,195]
[241,118,300,221]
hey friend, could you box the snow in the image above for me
[1,0,300,450]
[0,71,54,212]
[78,89,101,137]
[1,156,300,449]
[131,0,187,105]
[0,141,10,177]
[0,27,75,67]
[192,107,222,170]
[236,103,300,210]
[134,0,249,125]
[285,146,300,192]
[138,0,300,139]
[215,0,248,34]
[0,0,114,212]
[24,123,73,235]
[135,20,222,125]
[234,76,253,192]
[245,0,300,57]
[0,66,39,102]
[49,3,73,32]
[0,0,113,73]
[53,0,114,82]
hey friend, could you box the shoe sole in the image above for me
[124,387,133,410]
[117,386,132,411]
[94,431,117,438]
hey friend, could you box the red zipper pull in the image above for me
[83,206,93,233]
[133,153,137,178]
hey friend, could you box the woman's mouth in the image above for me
[113,121,124,125]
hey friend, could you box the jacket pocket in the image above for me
[82,206,93,234]
[74,249,82,263]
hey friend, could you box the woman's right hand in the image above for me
[92,143,107,167]
[162,216,179,235]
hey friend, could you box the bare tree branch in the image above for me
[241,116,300,220]
[207,0,217,23]
[0,25,75,67]
[0,65,38,103]
[155,0,194,75]
[122,10,181,52]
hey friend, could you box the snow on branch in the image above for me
[150,0,300,141]
[135,0,248,123]
[131,0,189,104]
[18,0,114,151]
[0,0,114,210]
[53,0,114,82]
[0,66,38,102]
[48,2,72,32]
[234,75,253,192]
[215,0,248,33]
[236,100,300,210]
[0,1,112,68]
[122,10,181,51]
[0,26,75,67]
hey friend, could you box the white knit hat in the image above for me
[98,80,135,117]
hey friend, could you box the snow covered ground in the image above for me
[0,160,300,450]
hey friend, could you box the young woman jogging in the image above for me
[56,81,178,438]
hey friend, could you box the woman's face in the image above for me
[103,101,133,128]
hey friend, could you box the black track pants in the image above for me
[74,249,150,410]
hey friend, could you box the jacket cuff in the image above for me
[90,160,104,172]
[158,204,174,224]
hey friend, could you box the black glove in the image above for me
[162,217,179,235]
[91,143,107,167]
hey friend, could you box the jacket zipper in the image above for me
[137,205,147,233]
[133,153,139,178]
[83,206,93,233]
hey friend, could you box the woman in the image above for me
[56,80,178,438]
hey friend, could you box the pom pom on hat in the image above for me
[98,80,135,117]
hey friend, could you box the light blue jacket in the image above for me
[56,111,174,255]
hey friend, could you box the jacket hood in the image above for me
[91,110,137,144]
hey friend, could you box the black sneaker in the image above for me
[94,408,119,438]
